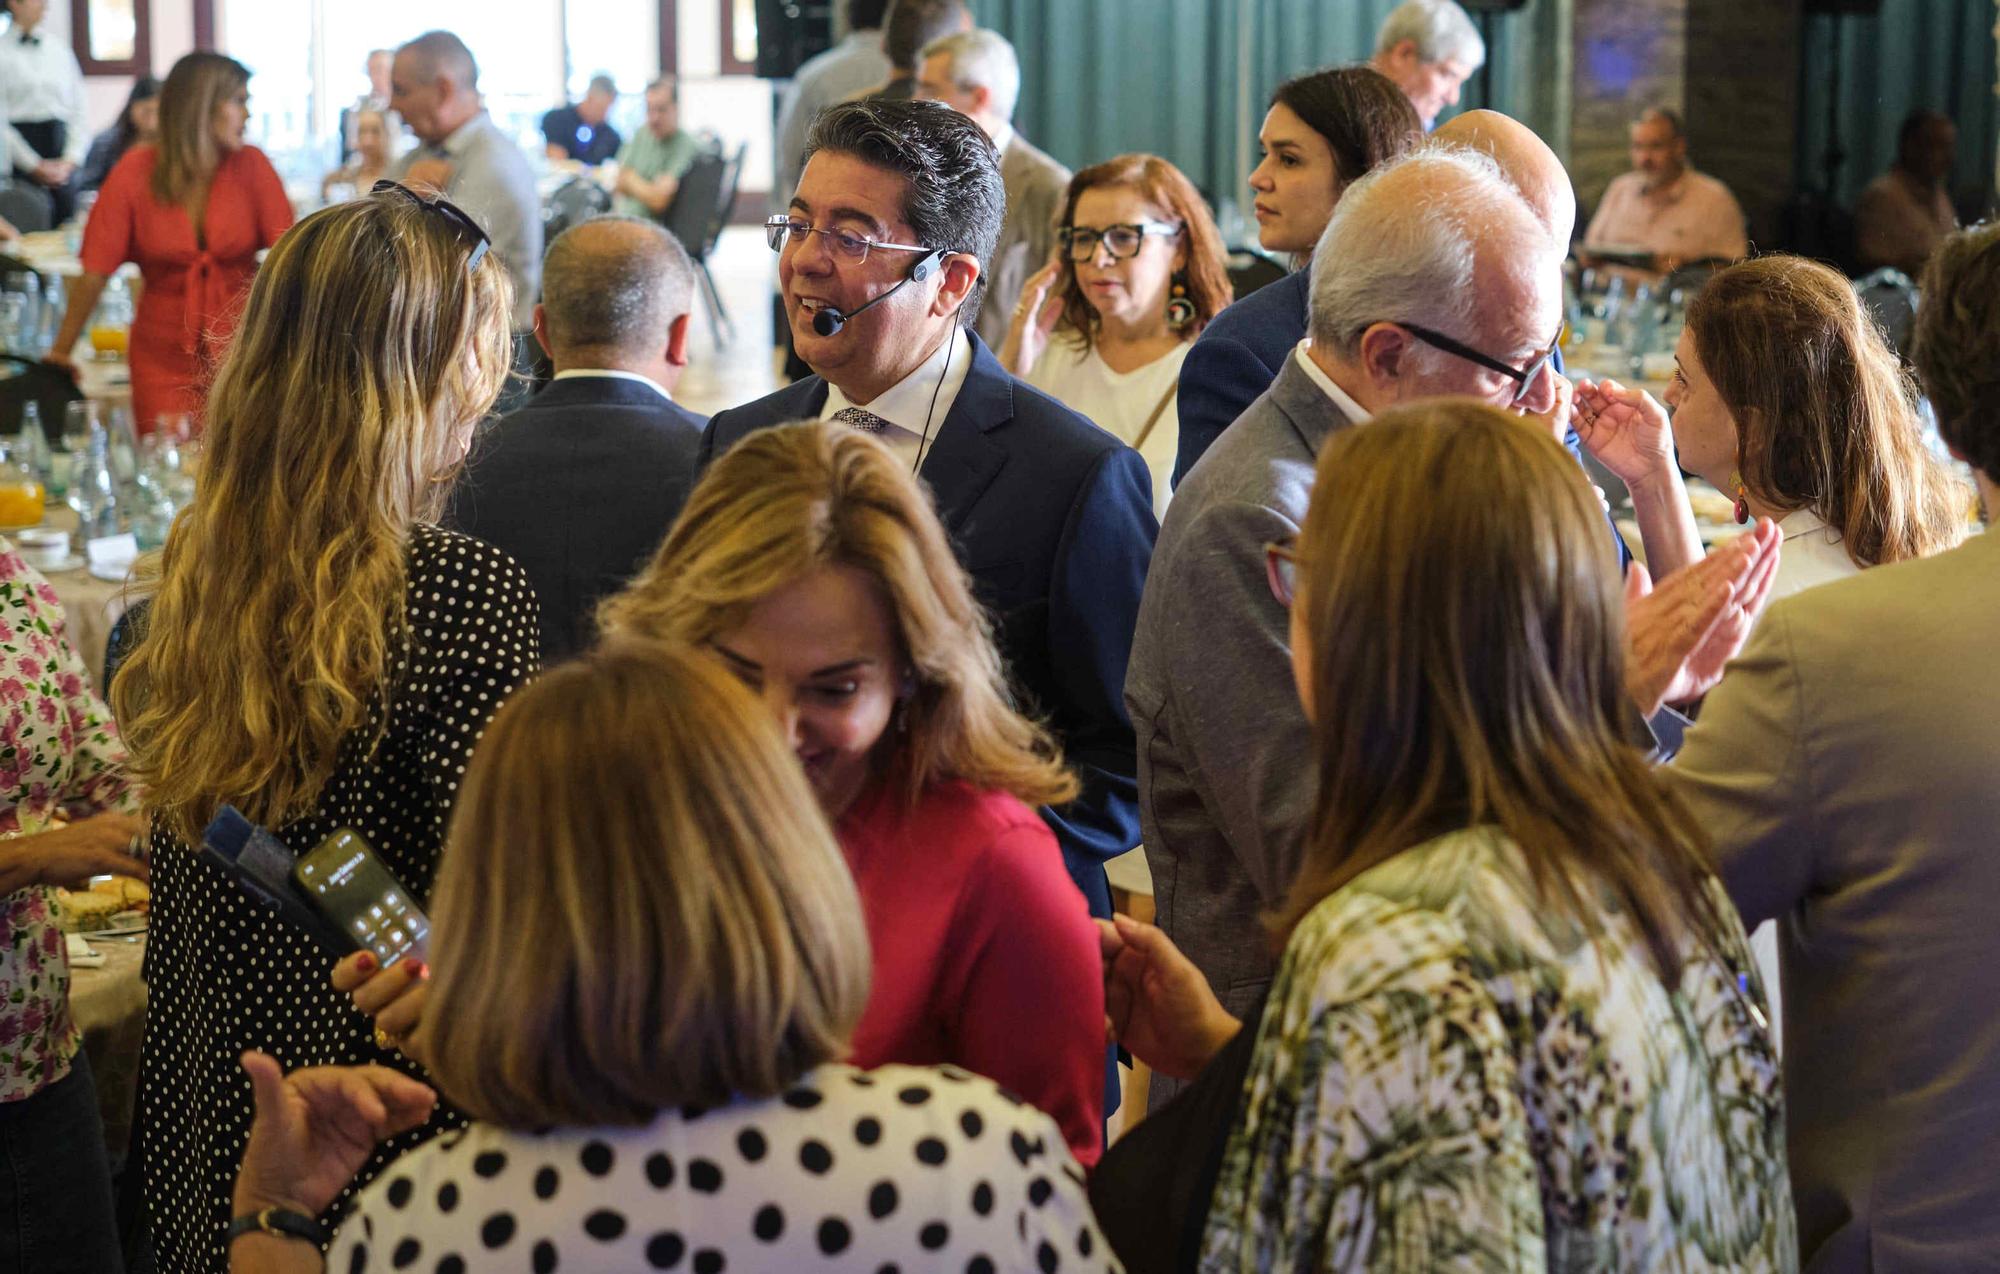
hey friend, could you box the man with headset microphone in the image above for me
[703,98,1157,924]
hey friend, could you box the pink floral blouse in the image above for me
[0,543,135,1103]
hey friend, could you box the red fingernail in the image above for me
[409,961,430,980]
[355,953,377,973]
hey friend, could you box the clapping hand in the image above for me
[997,256,1066,377]
[1623,519,1782,714]
[1574,376,1678,487]
[232,1051,435,1220]
[1098,913,1241,1082]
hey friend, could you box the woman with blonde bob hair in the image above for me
[1095,404,1795,1268]
[47,51,295,430]
[116,187,538,1271]
[229,643,1114,1273]
[605,421,1107,1162]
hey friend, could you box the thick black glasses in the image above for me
[1058,221,1183,263]
[371,180,491,271]
[765,215,931,264]
[1396,319,1565,405]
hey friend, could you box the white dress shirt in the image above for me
[551,367,673,403]
[0,22,86,169]
[1291,339,1374,423]
[820,324,972,472]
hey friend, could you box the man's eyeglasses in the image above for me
[371,180,491,271]
[1058,221,1183,263]
[1264,540,1300,608]
[1395,319,1565,406]
[765,215,933,264]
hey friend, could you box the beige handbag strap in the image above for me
[1131,378,1179,452]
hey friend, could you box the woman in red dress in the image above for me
[47,52,292,433]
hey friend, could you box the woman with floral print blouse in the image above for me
[0,543,145,1274]
[1096,403,1795,1271]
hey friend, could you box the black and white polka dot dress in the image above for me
[136,526,540,1273]
[328,1063,1124,1273]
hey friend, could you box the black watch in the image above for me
[227,1206,331,1247]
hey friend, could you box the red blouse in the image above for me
[80,143,293,430]
[837,779,1106,1166]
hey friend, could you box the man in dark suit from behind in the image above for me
[707,99,1156,918]
[446,216,706,661]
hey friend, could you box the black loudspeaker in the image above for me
[755,1,837,79]
[1458,0,1530,9]
[1803,0,1881,11]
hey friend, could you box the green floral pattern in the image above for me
[1202,826,1795,1271]
[0,542,135,1103]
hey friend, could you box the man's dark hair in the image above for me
[882,0,967,72]
[1915,223,2000,482]
[803,99,1003,323]
[848,0,892,30]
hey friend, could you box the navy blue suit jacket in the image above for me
[445,375,706,662]
[1173,269,1631,565]
[702,335,1157,917]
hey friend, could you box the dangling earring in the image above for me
[1165,270,1196,331]
[1731,469,1750,525]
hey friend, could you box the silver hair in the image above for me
[399,31,479,90]
[541,217,696,356]
[1374,0,1486,70]
[1307,145,1542,363]
[920,28,1021,124]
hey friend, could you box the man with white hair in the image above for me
[1127,145,1774,1107]
[917,27,1069,348]
[1370,0,1485,130]
[388,30,542,331]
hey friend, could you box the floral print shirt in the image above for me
[1202,826,1797,1272]
[0,542,135,1103]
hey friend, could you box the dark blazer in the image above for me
[703,335,1157,917]
[444,375,706,662]
[1173,267,1630,565]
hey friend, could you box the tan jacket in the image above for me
[976,133,1070,351]
[1668,526,2000,1270]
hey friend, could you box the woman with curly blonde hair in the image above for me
[112,185,538,1271]
[601,420,1107,1163]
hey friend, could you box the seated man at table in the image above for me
[706,98,1155,919]
[612,76,704,221]
[1582,108,1747,283]
[542,73,622,165]
[446,216,706,661]
[1855,108,1959,278]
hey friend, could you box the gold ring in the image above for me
[373,1025,397,1051]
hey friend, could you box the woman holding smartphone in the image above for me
[113,188,536,1271]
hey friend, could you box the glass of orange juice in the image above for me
[0,441,44,527]
[88,324,129,359]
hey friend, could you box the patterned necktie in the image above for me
[833,406,890,434]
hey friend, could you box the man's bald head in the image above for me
[541,217,695,365]
[397,30,478,89]
[1432,109,1574,244]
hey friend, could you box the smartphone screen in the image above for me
[293,829,430,968]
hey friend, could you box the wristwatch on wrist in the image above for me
[227,1206,331,1247]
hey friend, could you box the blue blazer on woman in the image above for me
[701,333,1157,918]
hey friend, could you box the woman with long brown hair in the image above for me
[114,187,534,1271]
[1000,154,1231,513]
[1578,253,1966,594]
[46,52,293,432]
[1097,403,1794,1269]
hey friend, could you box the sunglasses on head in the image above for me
[371,180,491,271]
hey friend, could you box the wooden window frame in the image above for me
[70,0,151,75]
[719,0,755,75]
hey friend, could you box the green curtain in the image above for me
[1795,0,1998,215]
[971,0,1548,225]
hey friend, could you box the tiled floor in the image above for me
[676,225,785,417]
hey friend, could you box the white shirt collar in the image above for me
[1291,340,1373,423]
[821,325,973,467]
[552,368,672,403]
[989,123,1016,155]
